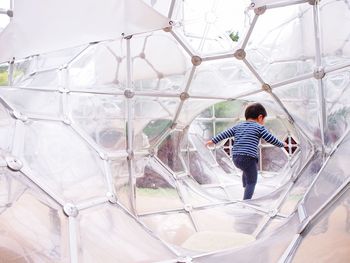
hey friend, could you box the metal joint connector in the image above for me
[106,192,118,204]
[163,26,172,32]
[262,83,272,93]
[5,156,23,171]
[63,203,79,217]
[11,110,28,122]
[124,89,134,98]
[254,5,267,15]
[180,92,190,101]
[234,49,246,60]
[191,56,202,66]
[313,67,325,79]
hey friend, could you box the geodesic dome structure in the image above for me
[0,0,350,262]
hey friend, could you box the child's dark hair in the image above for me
[245,103,267,120]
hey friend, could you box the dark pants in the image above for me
[233,155,258,200]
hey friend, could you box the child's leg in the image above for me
[233,155,258,200]
[242,158,258,200]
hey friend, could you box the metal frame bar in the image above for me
[125,37,137,215]
[20,164,65,206]
[312,2,326,154]
[241,14,259,50]
[170,30,195,57]
[68,216,79,263]
[172,66,196,125]
[266,0,307,10]
[168,0,176,19]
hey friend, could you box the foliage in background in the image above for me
[0,67,8,85]
[229,31,239,42]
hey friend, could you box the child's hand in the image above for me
[283,142,288,148]
[205,140,214,147]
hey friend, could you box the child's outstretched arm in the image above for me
[260,127,285,147]
[210,127,236,144]
[205,140,214,147]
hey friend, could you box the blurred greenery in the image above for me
[0,69,8,85]
[136,187,177,197]
[229,31,240,42]
[229,31,239,42]
[143,119,172,141]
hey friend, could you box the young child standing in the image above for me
[206,103,287,200]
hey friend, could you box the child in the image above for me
[206,103,287,200]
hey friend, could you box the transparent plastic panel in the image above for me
[134,96,178,149]
[17,70,60,87]
[193,213,300,263]
[136,157,183,214]
[68,42,124,90]
[172,0,251,55]
[246,51,314,84]
[0,172,69,263]
[110,159,132,211]
[134,73,187,93]
[157,131,186,173]
[272,79,320,143]
[178,178,217,207]
[35,45,89,71]
[193,204,264,235]
[248,4,314,61]
[215,148,236,174]
[279,153,322,215]
[70,94,126,152]
[131,32,189,89]
[22,121,106,202]
[189,61,259,98]
[324,71,350,148]
[0,88,60,117]
[214,100,247,118]
[261,146,287,172]
[78,204,176,263]
[292,188,350,263]
[178,99,220,127]
[140,212,196,246]
[304,133,350,216]
[319,0,350,65]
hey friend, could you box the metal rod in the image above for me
[202,53,235,62]
[271,72,314,89]
[168,0,176,19]
[241,14,259,50]
[172,66,196,124]
[70,122,105,158]
[312,2,326,154]
[324,61,350,74]
[266,0,307,10]
[170,31,194,57]
[11,120,25,157]
[20,164,65,206]
[277,234,302,263]
[68,216,79,263]
[103,159,115,194]
[125,37,137,215]
[269,91,295,122]
[242,58,265,84]
[76,196,108,211]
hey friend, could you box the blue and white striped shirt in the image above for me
[211,121,284,159]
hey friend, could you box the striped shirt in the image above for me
[211,121,284,159]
